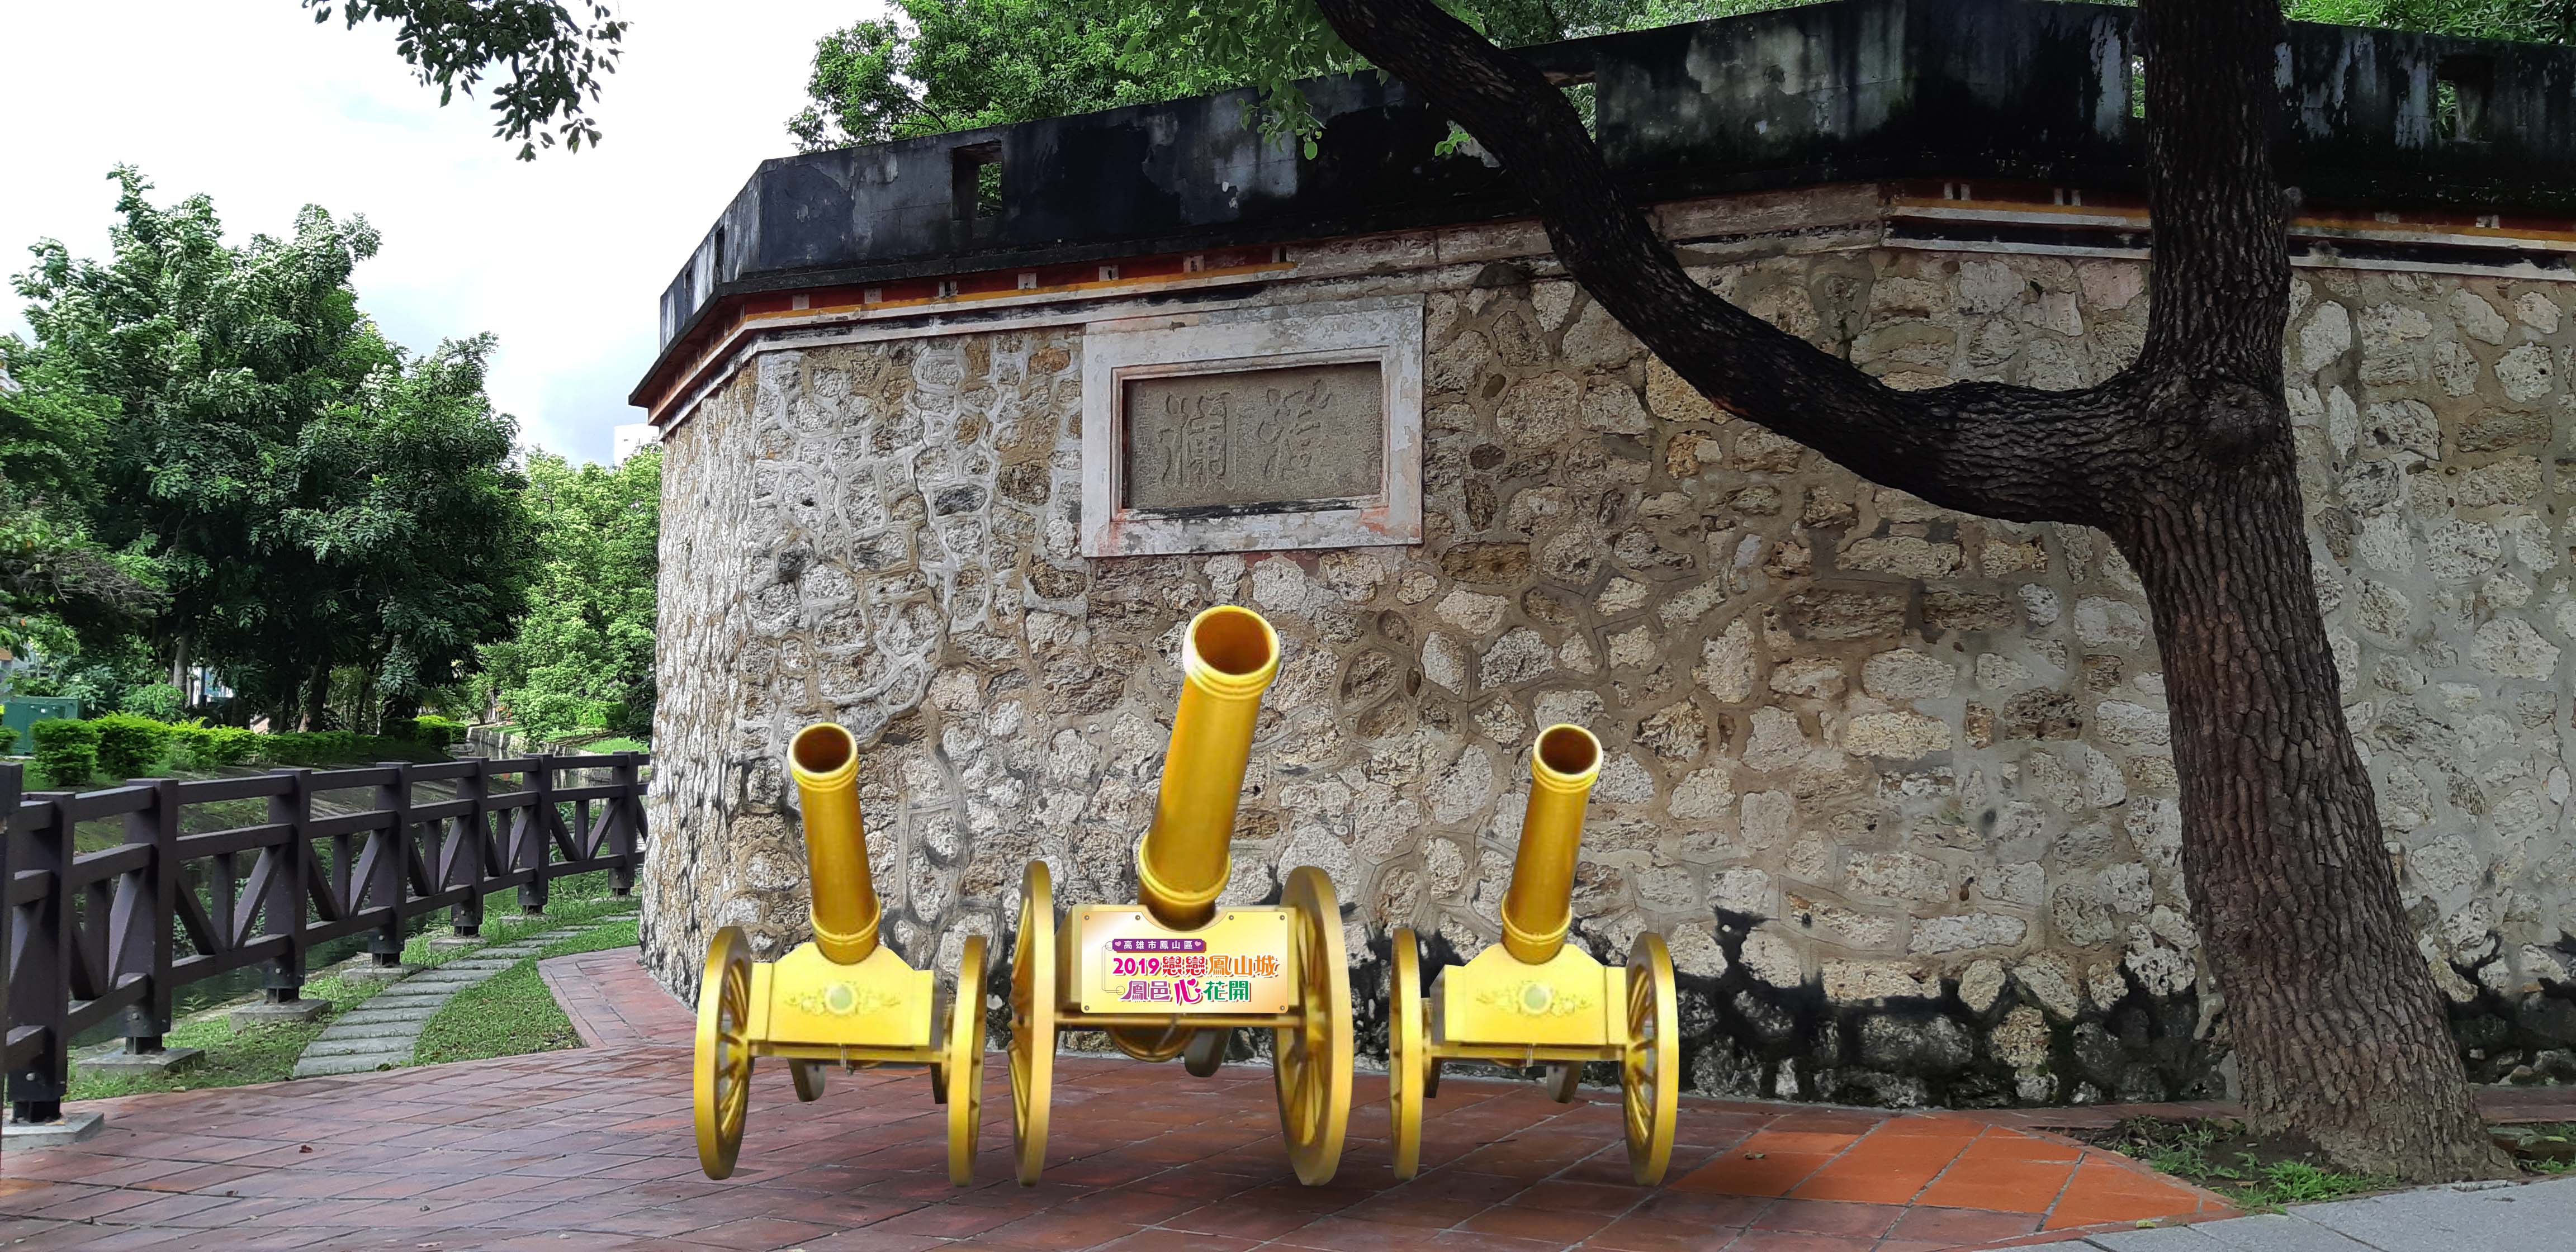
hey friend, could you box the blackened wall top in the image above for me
[638,0,2575,399]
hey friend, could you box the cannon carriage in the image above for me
[1008,605,1355,1185]
[692,722,989,1184]
[1386,724,1679,1184]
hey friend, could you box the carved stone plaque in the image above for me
[1082,297,1423,558]
[1120,363,1385,512]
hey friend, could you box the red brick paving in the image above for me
[6,948,2564,1250]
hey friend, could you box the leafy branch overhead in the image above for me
[304,0,626,159]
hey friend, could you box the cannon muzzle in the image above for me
[790,721,880,964]
[1499,724,1602,965]
[1135,604,1281,929]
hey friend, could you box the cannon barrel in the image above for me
[789,722,881,964]
[1136,605,1281,929]
[1499,724,1603,965]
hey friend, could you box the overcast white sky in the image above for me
[0,1,868,463]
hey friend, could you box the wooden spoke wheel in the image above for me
[1622,932,1680,1185]
[1546,1061,1581,1103]
[1182,1027,1231,1076]
[693,926,754,1180]
[1387,927,1427,1180]
[946,934,990,1185]
[1273,866,1352,1186]
[791,1061,827,1103]
[1008,862,1056,1186]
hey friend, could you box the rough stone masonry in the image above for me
[631,4,2576,1108]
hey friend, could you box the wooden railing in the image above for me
[1,753,650,1124]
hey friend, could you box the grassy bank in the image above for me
[415,917,641,1065]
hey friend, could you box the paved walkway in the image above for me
[2064,1177,2576,1250]
[292,923,612,1078]
[0,951,2560,1251]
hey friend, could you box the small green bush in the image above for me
[31,719,98,788]
[199,725,258,767]
[119,683,186,720]
[92,714,175,780]
[385,715,465,746]
[164,720,213,769]
[0,724,18,755]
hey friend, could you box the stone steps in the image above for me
[288,921,613,1079]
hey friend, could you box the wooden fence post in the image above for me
[519,756,553,916]
[452,756,489,937]
[8,790,71,1125]
[0,763,10,1131]
[109,779,182,1055]
[368,762,413,966]
[261,769,314,1006]
[610,751,642,897]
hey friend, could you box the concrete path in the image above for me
[2061,1177,2576,1251]
[288,922,607,1078]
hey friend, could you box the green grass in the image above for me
[65,971,386,1101]
[2499,1123,2576,1174]
[402,870,637,966]
[61,878,637,1103]
[2083,1118,2392,1213]
[414,917,641,1066]
[575,736,648,755]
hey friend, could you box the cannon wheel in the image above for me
[1622,932,1680,1185]
[1182,1027,1230,1076]
[946,933,989,1185]
[791,1061,827,1103]
[1273,866,1352,1186]
[1388,927,1427,1180]
[693,926,755,1179]
[1009,862,1055,1185]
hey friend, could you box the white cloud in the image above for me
[0,0,869,462]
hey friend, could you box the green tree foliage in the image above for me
[304,1,627,159]
[477,448,659,743]
[2285,0,2574,41]
[786,0,1794,151]
[13,169,532,728]
[0,345,162,656]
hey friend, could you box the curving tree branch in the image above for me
[1309,0,2146,529]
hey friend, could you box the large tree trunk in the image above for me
[1310,0,2513,1178]
[304,655,332,732]
[2121,442,2503,1177]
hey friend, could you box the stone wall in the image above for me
[642,240,2576,1105]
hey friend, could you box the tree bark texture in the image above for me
[1310,0,2512,1178]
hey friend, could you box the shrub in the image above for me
[0,724,17,755]
[91,714,175,780]
[385,715,466,747]
[31,719,98,788]
[199,726,258,767]
[119,684,186,720]
[164,720,214,769]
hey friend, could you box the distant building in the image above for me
[613,423,661,465]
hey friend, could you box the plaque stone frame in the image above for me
[1081,297,1423,558]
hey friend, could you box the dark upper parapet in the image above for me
[645,0,2576,379]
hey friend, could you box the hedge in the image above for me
[31,719,98,788]
[13,714,463,786]
[92,713,174,781]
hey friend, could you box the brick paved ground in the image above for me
[1,950,2560,1251]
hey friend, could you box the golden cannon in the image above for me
[694,722,989,1183]
[1008,605,1353,1185]
[1386,724,1679,1184]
